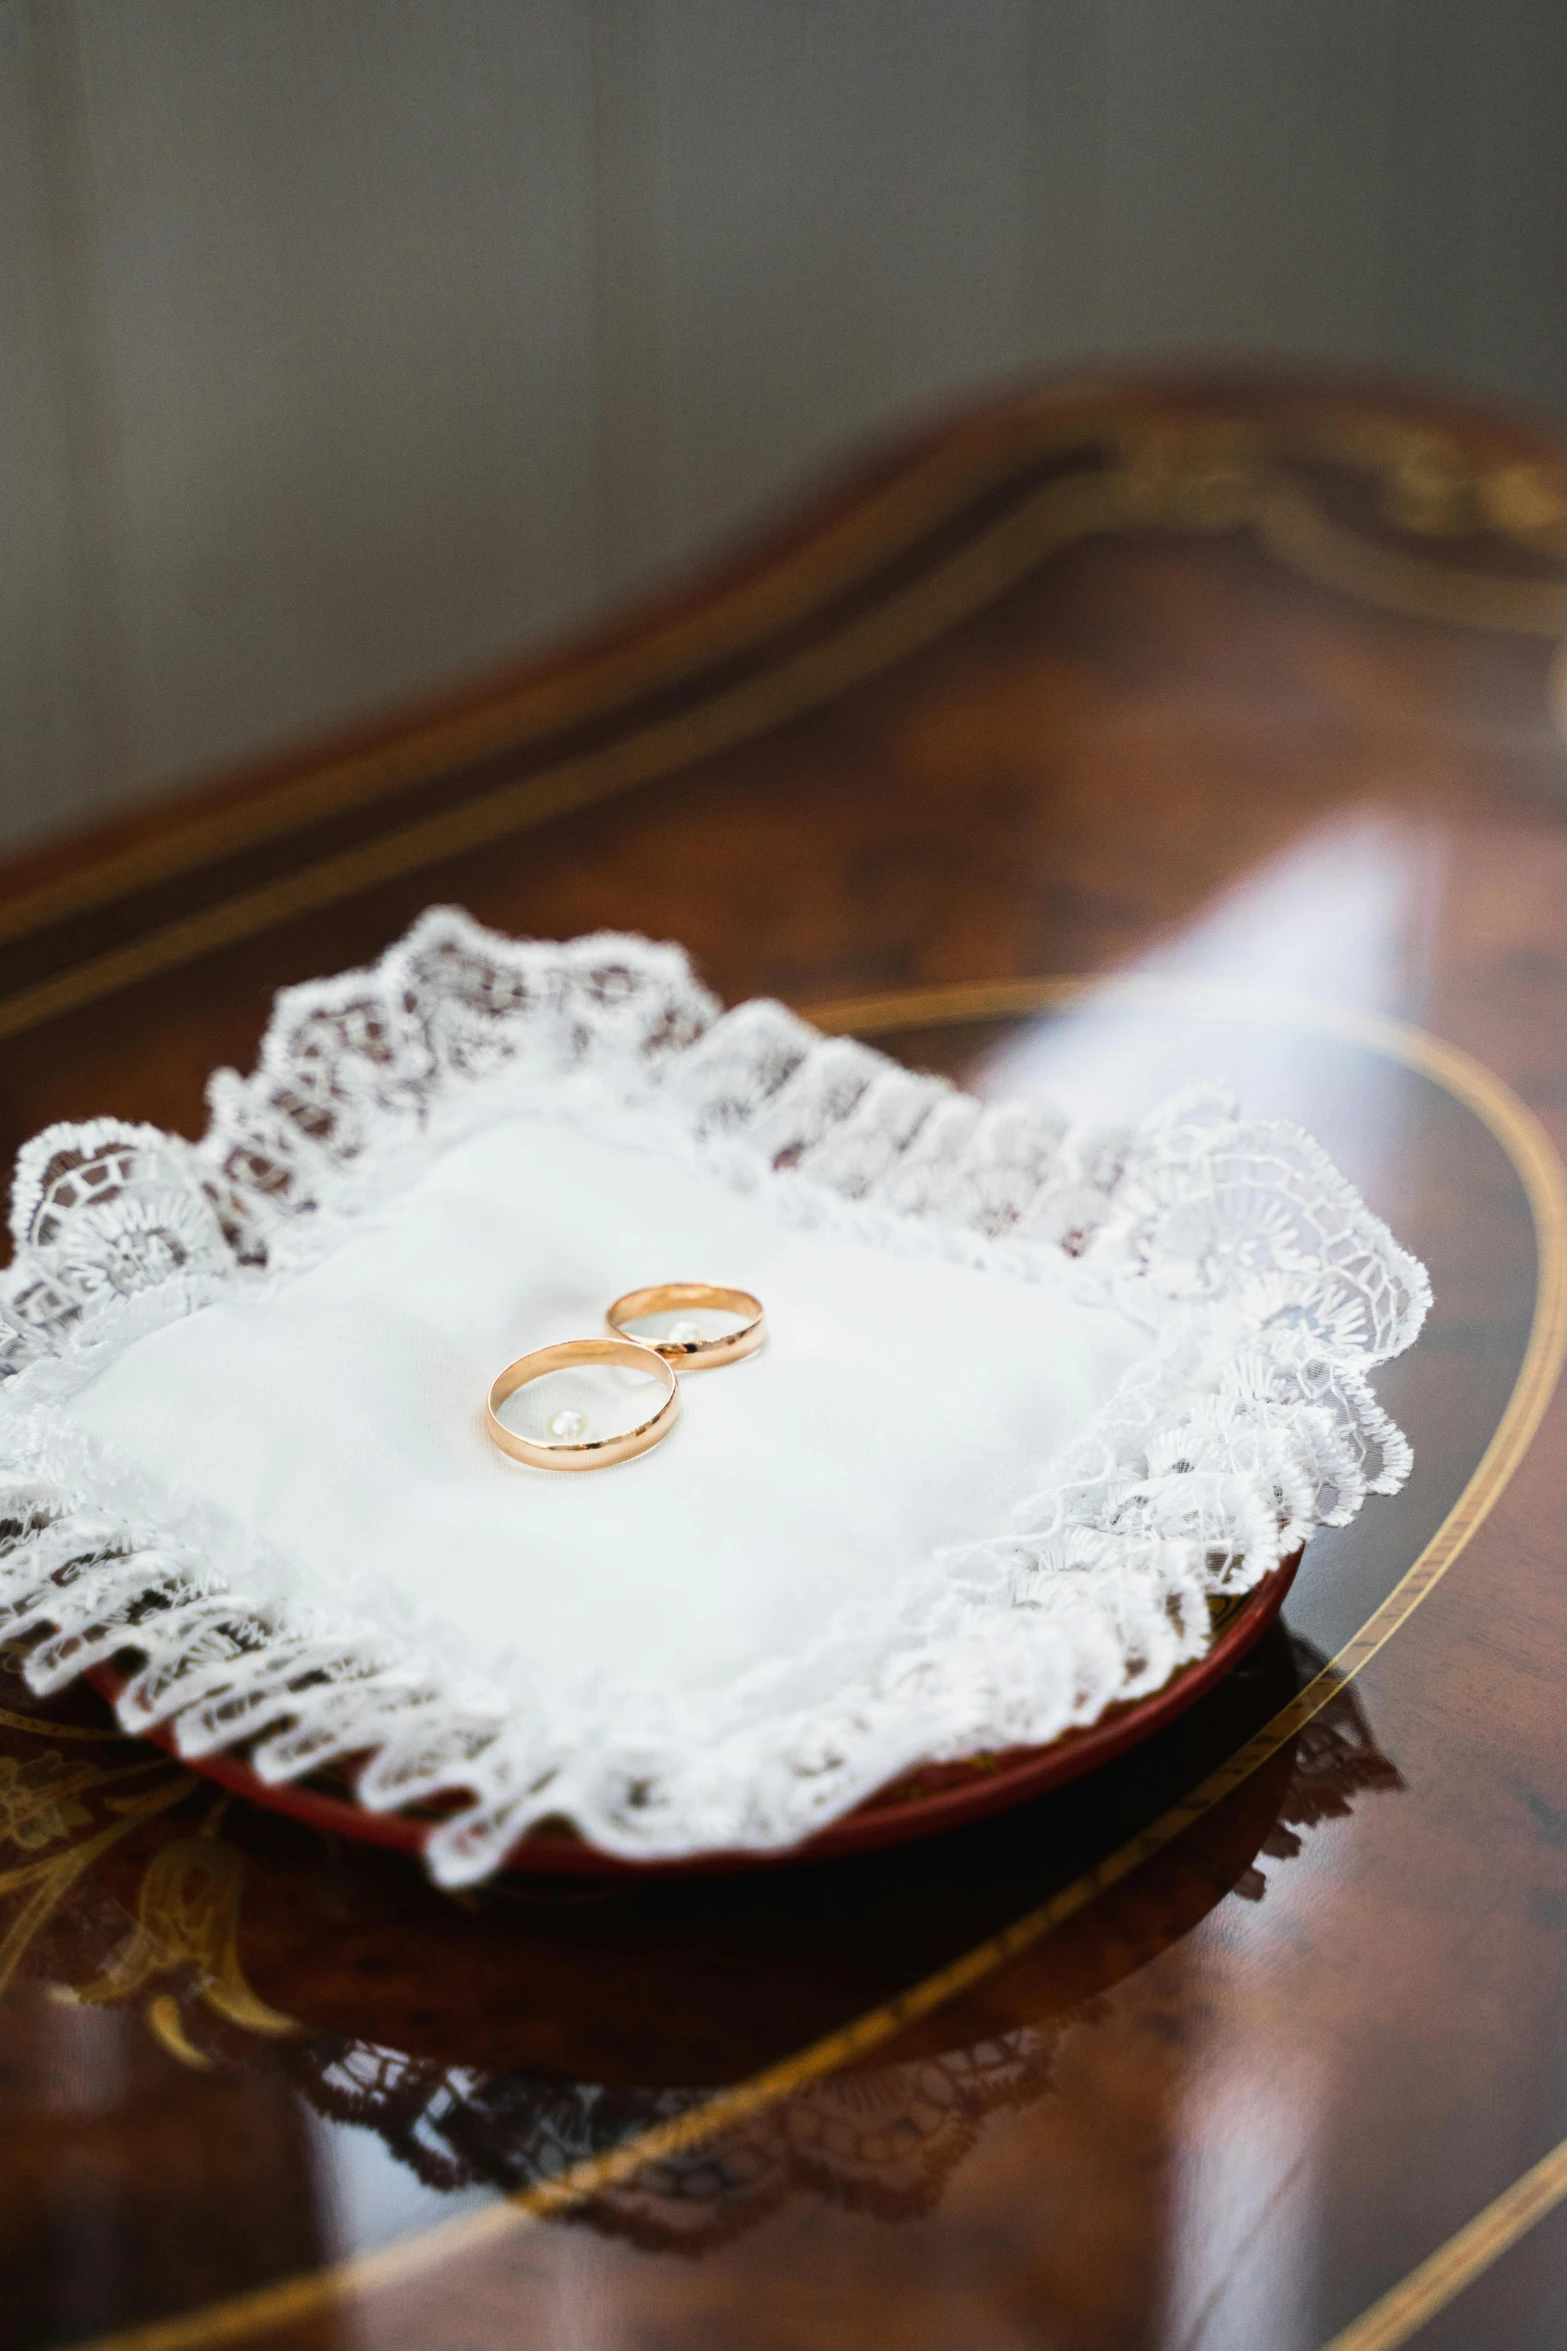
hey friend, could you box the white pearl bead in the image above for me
[547,1408,588,1442]
[667,1319,704,1345]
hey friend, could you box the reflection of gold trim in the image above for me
[71,1833,298,2039]
[144,1992,215,2073]
[66,981,1567,2351]
[0,1773,192,2002]
[1,402,1565,973]
[0,1749,171,1857]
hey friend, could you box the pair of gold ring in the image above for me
[484,1284,765,1471]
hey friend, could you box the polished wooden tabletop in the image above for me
[3,371,1567,2351]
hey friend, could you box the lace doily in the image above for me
[0,910,1429,1883]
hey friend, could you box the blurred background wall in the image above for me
[3,0,1565,851]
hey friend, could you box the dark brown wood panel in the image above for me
[4,370,1567,2351]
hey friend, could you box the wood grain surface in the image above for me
[3,371,1567,2351]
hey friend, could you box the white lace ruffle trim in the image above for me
[0,909,1429,1882]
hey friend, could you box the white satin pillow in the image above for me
[66,1112,1145,1701]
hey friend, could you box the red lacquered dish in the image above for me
[88,1550,1297,1877]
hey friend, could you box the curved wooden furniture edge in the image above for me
[0,362,1563,953]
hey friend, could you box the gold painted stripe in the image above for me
[1260,483,1567,637]
[57,981,1567,2351]
[0,1702,127,1741]
[1317,2132,1567,2351]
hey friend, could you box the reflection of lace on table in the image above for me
[276,1653,1398,2256]
[288,2023,1063,2254]
[0,909,1430,1881]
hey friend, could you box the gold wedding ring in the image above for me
[485,1336,680,1470]
[605,1283,766,1370]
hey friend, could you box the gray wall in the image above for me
[3,0,1565,850]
